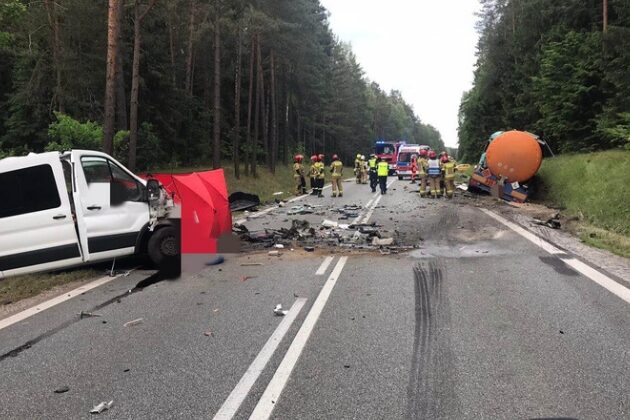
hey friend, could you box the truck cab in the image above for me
[0,150,179,278]
[375,140,403,175]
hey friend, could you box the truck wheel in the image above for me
[148,226,180,269]
[398,175,403,180]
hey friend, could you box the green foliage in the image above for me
[459,0,630,160]
[46,112,103,151]
[536,150,630,235]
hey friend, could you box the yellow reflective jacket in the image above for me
[443,160,456,179]
[377,161,389,177]
[315,162,325,179]
[418,158,428,175]
[293,162,304,177]
[331,160,344,177]
[368,158,377,170]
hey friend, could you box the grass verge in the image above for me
[535,150,630,257]
[0,269,97,306]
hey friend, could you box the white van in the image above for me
[396,145,430,179]
[0,150,179,279]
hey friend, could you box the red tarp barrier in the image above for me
[139,170,232,254]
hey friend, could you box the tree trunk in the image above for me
[115,8,127,133]
[270,50,278,173]
[263,86,269,170]
[252,34,261,177]
[283,89,289,165]
[185,0,196,95]
[212,0,221,169]
[245,34,255,176]
[128,0,157,171]
[233,24,242,179]
[168,12,176,88]
[44,0,64,113]
[103,0,123,155]
[603,0,608,33]
[257,39,267,170]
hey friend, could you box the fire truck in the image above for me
[374,140,403,175]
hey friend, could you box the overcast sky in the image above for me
[319,0,481,148]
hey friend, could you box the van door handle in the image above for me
[87,205,102,211]
[53,214,67,220]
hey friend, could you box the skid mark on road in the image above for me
[407,260,457,419]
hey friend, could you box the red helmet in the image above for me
[428,151,437,159]
[318,154,324,161]
[332,154,339,160]
[310,155,317,162]
[294,154,303,163]
[419,149,428,157]
[440,151,447,157]
[440,155,449,163]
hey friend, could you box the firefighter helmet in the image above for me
[428,150,437,159]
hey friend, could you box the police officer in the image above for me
[376,157,389,194]
[293,154,306,195]
[330,154,344,197]
[368,154,378,192]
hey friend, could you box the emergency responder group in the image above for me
[293,150,456,198]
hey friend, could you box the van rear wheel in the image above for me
[148,226,180,270]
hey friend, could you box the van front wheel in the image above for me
[148,226,180,269]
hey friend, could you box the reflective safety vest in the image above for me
[368,158,377,170]
[309,164,317,177]
[377,161,389,177]
[331,160,344,177]
[293,163,304,177]
[427,159,442,177]
[443,161,456,179]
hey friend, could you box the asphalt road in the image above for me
[0,177,628,419]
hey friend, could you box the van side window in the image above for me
[80,156,143,203]
[108,161,143,202]
[81,157,111,184]
[0,164,61,218]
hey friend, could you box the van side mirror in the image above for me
[146,179,161,203]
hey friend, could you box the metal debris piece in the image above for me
[372,237,394,246]
[54,386,70,394]
[90,400,113,414]
[206,255,225,266]
[204,330,214,337]
[123,318,144,328]
[274,304,288,316]
[322,220,338,228]
[78,311,102,319]
[241,276,258,282]
[273,192,284,196]
[241,263,263,266]
[304,246,315,252]
[274,244,285,249]
[268,250,281,256]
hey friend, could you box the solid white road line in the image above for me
[0,273,127,331]
[315,256,335,276]
[213,298,307,420]
[480,208,630,304]
[249,257,349,420]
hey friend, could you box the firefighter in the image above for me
[315,154,325,197]
[368,154,378,192]
[293,154,307,195]
[426,151,442,198]
[330,154,344,197]
[360,155,368,184]
[441,154,457,198]
[417,149,429,197]
[354,154,362,184]
[308,155,318,195]
[410,154,418,184]
[377,157,389,194]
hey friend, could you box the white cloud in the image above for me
[320,0,481,147]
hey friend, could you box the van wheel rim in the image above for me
[161,236,177,256]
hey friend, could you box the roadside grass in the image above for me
[535,150,630,257]
[0,269,97,306]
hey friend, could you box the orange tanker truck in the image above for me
[469,130,548,203]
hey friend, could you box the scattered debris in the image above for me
[90,400,114,414]
[54,386,70,394]
[206,255,225,266]
[229,192,261,212]
[78,311,102,319]
[273,192,284,196]
[268,250,281,256]
[123,318,144,328]
[241,276,258,282]
[274,304,288,316]
[322,220,338,228]
[241,262,263,266]
[274,244,285,249]
[534,216,561,229]
[304,246,315,252]
[204,330,214,337]
[372,237,394,246]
